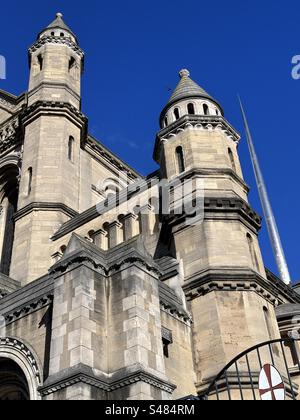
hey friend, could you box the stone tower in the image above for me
[10,14,86,284]
[155,69,282,392]
[1,15,299,401]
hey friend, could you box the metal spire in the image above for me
[238,97,291,285]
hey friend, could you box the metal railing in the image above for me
[200,338,300,400]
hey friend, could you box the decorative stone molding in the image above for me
[154,114,241,162]
[0,337,42,400]
[169,196,262,233]
[0,114,22,154]
[160,302,192,326]
[50,249,161,278]
[21,100,88,135]
[29,35,84,61]
[0,97,15,111]
[4,294,53,325]
[0,91,25,112]
[183,267,300,306]
[14,202,79,222]
[0,289,7,299]
[39,366,176,396]
[174,167,250,194]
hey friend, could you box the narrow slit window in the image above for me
[263,307,273,340]
[68,136,74,161]
[163,338,170,358]
[228,148,237,173]
[176,146,185,174]
[69,57,76,72]
[164,116,168,128]
[247,233,259,271]
[187,103,195,115]
[174,108,180,120]
[27,167,33,196]
[37,55,43,71]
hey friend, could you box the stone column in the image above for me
[108,221,123,248]
[139,204,156,235]
[122,213,139,241]
[94,228,108,250]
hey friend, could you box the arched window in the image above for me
[247,233,259,271]
[228,148,237,172]
[187,103,195,115]
[68,137,74,162]
[203,104,209,115]
[60,32,64,37]
[51,32,55,36]
[27,168,33,196]
[176,146,185,174]
[37,55,43,72]
[174,108,180,121]
[164,116,168,128]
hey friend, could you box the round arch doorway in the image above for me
[0,358,30,400]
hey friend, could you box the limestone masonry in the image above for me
[0,13,299,400]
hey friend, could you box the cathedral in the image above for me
[0,13,299,401]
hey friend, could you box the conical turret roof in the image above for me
[38,13,77,41]
[160,69,223,120]
[168,69,213,104]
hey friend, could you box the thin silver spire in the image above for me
[238,97,291,285]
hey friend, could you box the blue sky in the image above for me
[0,0,299,282]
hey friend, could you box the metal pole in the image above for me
[238,97,291,285]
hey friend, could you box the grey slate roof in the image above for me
[168,69,214,105]
[39,13,77,40]
[160,69,223,119]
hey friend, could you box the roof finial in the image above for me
[56,12,63,19]
[179,69,190,79]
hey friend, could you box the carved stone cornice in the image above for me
[20,101,88,134]
[49,252,107,276]
[154,114,241,162]
[0,113,22,155]
[183,267,300,306]
[29,35,84,63]
[4,295,53,325]
[0,290,7,299]
[50,248,161,278]
[168,196,262,233]
[174,167,250,194]
[0,275,53,324]
[160,301,192,326]
[39,364,176,396]
[0,90,25,112]
[14,202,79,222]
